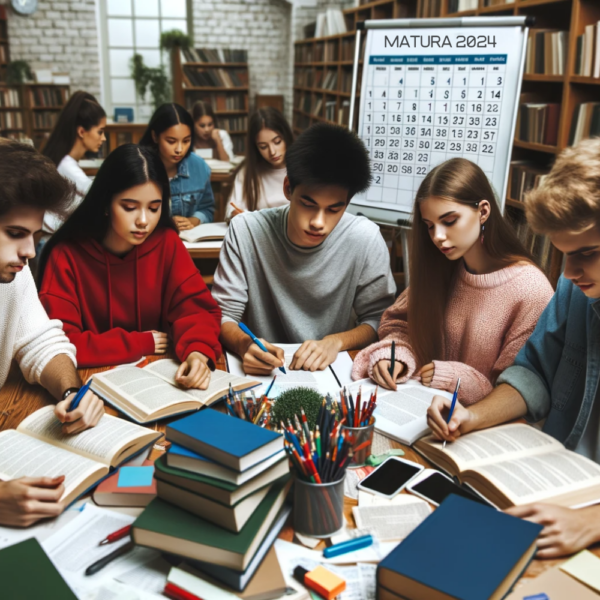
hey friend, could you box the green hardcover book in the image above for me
[0,538,77,599]
[132,476,292,571]
[154,454,289,506]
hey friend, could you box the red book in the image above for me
[92,460,156,507]
[543,103,560,146]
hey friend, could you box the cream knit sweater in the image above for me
[352,263,554,405]
[0,265,76,390]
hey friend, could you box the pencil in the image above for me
[389,341,396,379]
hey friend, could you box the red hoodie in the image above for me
[39,227,222,368]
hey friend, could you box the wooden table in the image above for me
[1,356,598,584]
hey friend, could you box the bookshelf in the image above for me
[23,84,70,150]
[171,48,250,155]
[293,0,599,286]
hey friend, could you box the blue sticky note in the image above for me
[117,466,154,488]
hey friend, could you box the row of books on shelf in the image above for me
[514,216,553,275]
[33,111,59,130]
[181,47,248,64]
[29,86,68,107]
[296,42,342,64]
[0,88,19,107]
[314,8,347,38]
[0,131,29,142]
[570,102,600,146]
[293,113,311,131]
[0,44,7,63]
[515,102,559,146]
[0,111,23,130]
[232,136,246,155]
[183,67,248,88]
[185,92,247,111]
[509,161,549,204]
[525,30,568,76]
[294,69,357,94]
[418,0,442,18]
[447,0,477,12]
[575,21,600,78]
[220,115,247,132]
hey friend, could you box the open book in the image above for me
[91,359,260,423]
[179,222,228,243]
[414,424,600,509]
[0,406,160,506]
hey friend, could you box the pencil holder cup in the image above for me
[342,417,376,467]
[293,474,346,538]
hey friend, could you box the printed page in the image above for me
[143,359,257,403]
[226,345,344,397]
[18,406,157,466]
[179,221,227,242]
[0,430,104,502]
[426,423,564,472]
[472,448,600,505]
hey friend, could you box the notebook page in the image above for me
[17,406,156,466]
[0,430,103,501]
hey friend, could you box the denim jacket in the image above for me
[497,276,600,450]
[169,153,215,223]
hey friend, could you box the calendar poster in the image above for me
[354,26,527,216]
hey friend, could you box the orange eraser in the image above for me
[305,565,346,600]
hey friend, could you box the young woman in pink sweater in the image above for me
[352,158,554,405]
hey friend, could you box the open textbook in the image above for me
[179,222,228,243]
[0,406,160,506]
[414,424,600,509]
[91,359,260,423]
[225,344,354,397]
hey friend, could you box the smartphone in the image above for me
[406,469,493,507]
[357,457,424,499]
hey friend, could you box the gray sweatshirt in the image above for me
[212,205,396,343]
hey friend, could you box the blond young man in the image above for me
[427,138,600,558]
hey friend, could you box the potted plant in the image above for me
[160,30,192,52]
[129,54,171,110]
[6,60,33,85]
[271,387,324,430]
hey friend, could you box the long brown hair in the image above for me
[230,107,293,211]
[191,100,219,128]
[408,158,536,368]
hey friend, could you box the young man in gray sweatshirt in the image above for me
[212,123,396,375]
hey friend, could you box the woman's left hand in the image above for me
[176,352,212,390]
[418,362,435,386]
[174,216,200,231]
[211,128,221,142]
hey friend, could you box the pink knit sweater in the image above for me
[352,263,554,405]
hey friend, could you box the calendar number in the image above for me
[373,162,384,171]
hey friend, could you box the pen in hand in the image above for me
[238,322,286,374]
[68,379,93,412]
[443,377,461,449]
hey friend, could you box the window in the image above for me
[98,0,189,120]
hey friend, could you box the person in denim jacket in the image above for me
[426,139,600,559]
[140,103,214,229]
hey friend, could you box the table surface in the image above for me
[1,353,599,585]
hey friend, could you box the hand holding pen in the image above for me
[54,379,105,435]
[238,322,286,375]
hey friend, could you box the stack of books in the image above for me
[569,102,600,145]
[132,409,292,593]
[515,102,560,146]
[575,21,600,77]
[525,29,568,76]
[508,161,549,203]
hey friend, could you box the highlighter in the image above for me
[293,565,346,600]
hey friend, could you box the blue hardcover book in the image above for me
[377,495,543,600]
[166,409,283,472]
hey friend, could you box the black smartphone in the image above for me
[407,469,494,507]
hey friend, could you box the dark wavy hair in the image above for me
[37,144,177,285]
[42,90,106,166]
[139,103,195,158]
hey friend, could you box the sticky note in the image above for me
[117,466,154,488]
[560,550,600,593]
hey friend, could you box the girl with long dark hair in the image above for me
[352,158,554,405]
[226,107,293,220]
[140,103,214,230]
[38,144,221,388]
[191,100,234,161]
[41,90,106,235]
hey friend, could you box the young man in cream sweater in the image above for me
[0,141,104,527]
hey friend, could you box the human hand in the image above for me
[174,216,198,231]
[150,331,168,354]
[211,128,221,142]
[371,359,405,390]
[242,339,285,375]
[418,362,435,386]
[0,476,66,527]
[54,388,105,434]
[289,337,342,372]
[505,503,598,558]
[176,352,211,389]
[426,394,473,442]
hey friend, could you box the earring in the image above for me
[480,223,485,245]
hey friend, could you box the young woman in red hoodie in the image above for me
[38,144,221,390]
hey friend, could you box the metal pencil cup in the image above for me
[342,417,375,467]
[293,474,346,538]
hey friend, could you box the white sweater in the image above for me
[0,266,76,390]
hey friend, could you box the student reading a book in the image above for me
[140,103,214,230]
[40,91,106,241]
[38,143,222,386]
[427,139,600,557]
[212,123,395,374]
[352,158,553,404]
[225,108,293,220]
[0,141,105,526]
[191,101,234,161]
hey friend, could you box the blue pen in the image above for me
[238,322,286,374]
[443,377,461,449]
[323,535,373,558]
[265,375,277,398]
[69,379,92,412]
